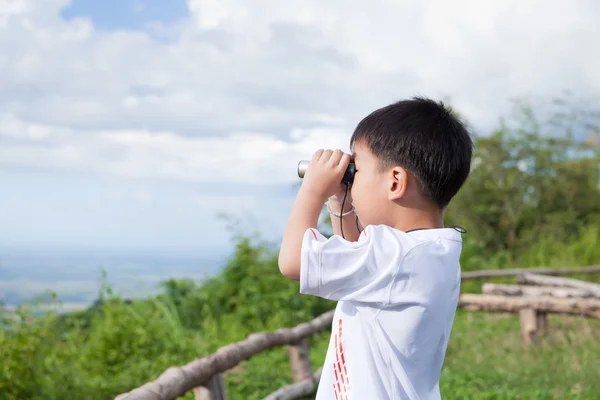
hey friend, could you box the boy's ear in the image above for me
[388,166,408,200]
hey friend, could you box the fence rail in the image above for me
[263,367,323,400]
[115,265,600,400]
[461,264,600,280]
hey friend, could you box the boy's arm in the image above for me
[278,149,351,281]
[278,185,324,281]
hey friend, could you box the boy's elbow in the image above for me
[278,254,301,281]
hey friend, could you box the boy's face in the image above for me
[350,140,393,227]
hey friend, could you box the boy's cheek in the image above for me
[349,190,357,207]
[350,190,360,213]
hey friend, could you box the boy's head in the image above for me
[348,96,472,227]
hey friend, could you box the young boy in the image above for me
[278,97,473,400]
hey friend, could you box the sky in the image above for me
[1,0,599,259]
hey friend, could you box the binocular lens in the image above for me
[297,160,355,184]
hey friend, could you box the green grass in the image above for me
[440,311,600,399]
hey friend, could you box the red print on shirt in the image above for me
[333,318,350,400]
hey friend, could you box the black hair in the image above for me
[350,96,473,208]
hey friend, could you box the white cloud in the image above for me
[1,0,599,185]
[0,114,349,183]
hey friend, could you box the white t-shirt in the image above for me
[300,224,462,400]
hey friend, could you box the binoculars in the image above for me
[297,160,356,184]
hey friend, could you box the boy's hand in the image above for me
[302,149,352,200]
[279,148,351,280]
[328,181,354,212]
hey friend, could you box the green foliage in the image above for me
[156,233,335,338]
[446,97,600,257]
[0,295,57,399]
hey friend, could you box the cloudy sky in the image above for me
[1,0,599,258]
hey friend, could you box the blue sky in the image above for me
[1,0,599,262]
[61,0,188,31]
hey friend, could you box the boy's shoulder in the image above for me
[359,224,463,303]
[299,224,462,303]
[360,224,463,273]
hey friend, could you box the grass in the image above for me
[440,311,600,399]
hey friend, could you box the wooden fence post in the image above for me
[288,338,313,382]
[519,308,538,345]
[193,373,226,400]
[536,311,548,332]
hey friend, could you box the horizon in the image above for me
[0,246,231,307]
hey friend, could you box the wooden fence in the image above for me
[115,265,600,400]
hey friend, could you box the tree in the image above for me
[446,95,600,255]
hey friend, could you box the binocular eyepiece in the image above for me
[297,160,356,184]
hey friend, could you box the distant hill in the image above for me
[0,247,228,307]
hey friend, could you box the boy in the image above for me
[278,96,473,400]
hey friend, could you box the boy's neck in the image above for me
[391,206,444,233]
